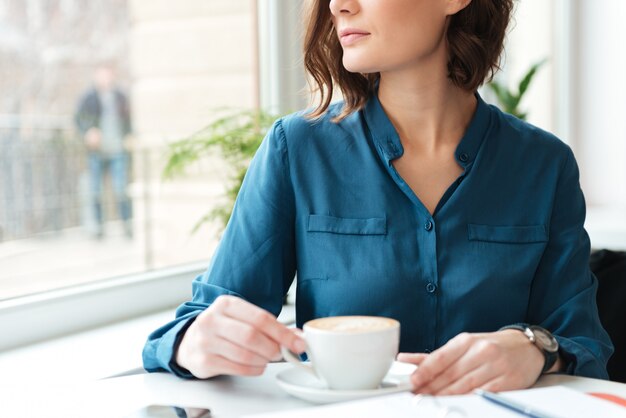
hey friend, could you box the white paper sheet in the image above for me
[245,386,626,418]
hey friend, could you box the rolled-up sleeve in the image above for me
[527,147,613,378]
[142,118,297,376]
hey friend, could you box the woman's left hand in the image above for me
[397,330,547,395]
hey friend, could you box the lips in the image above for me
[338,28,370,46]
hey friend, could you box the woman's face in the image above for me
[329,0,464,75]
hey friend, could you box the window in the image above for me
[0,1,273,349]
[0,1,260,301]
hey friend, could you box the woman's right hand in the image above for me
[175,295,306,379]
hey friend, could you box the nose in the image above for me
[329,0,358,17]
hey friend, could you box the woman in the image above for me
[143,0,613,394]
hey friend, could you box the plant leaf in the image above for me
[486,58,546,120]
[164,108,280,234]
[518,59,547,98]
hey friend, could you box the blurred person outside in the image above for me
[74,63,133,239]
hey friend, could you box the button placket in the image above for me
[417,213,438,351]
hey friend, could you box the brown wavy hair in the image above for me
[303,0,514,121]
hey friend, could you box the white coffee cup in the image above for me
[281,315,400,390]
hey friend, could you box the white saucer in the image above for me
[275,361,416,404]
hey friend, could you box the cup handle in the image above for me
[280,345,318,379]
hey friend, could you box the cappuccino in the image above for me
[307,316,398,333]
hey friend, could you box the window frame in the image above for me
[554,0,575,147]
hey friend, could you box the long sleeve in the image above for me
[142,118,297,376]
[527,147,613,378]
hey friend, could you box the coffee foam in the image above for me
[306,316,398,333]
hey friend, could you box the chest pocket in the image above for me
[468,224,548,244]
[300,214,387,282]
[308,214,387,235]
[299,214,392,320]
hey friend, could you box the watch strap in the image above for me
[500,323,558,374]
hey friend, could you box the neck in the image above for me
[377,71,477,153]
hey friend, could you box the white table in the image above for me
[4,363,626,417]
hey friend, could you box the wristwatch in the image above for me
[500,324,559,374]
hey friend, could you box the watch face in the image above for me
[531,327,559,352]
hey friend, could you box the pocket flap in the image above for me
[308,214,387,235]
[468,224,548,243]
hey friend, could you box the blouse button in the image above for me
[424,220,433,231]
[426,283,437,293]
[459,153,470,163]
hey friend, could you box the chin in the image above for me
[342,57,378,75]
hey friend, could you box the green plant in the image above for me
[164,109,279,232]
[487,59,547,120]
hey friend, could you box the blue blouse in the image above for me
[143,93,613,379]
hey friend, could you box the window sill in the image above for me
[0,304,296,384]
[0,310,172,384]
[0,262,208,352]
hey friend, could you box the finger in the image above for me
[290,328,304,338]
[210,336,272,367]
[270,351,284,362]
[397,352,428,365]
[215,315,282,361]
[197,354,266,378]
[435,364,498,395]
[411,333,473,389]
[216,296,306,353]
[419,342,488,394]
[479,376,508,393]
[421,358,482,394]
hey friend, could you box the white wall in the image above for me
[576,0,626,208]
[503,0,626,208]
[503,0,555,134]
